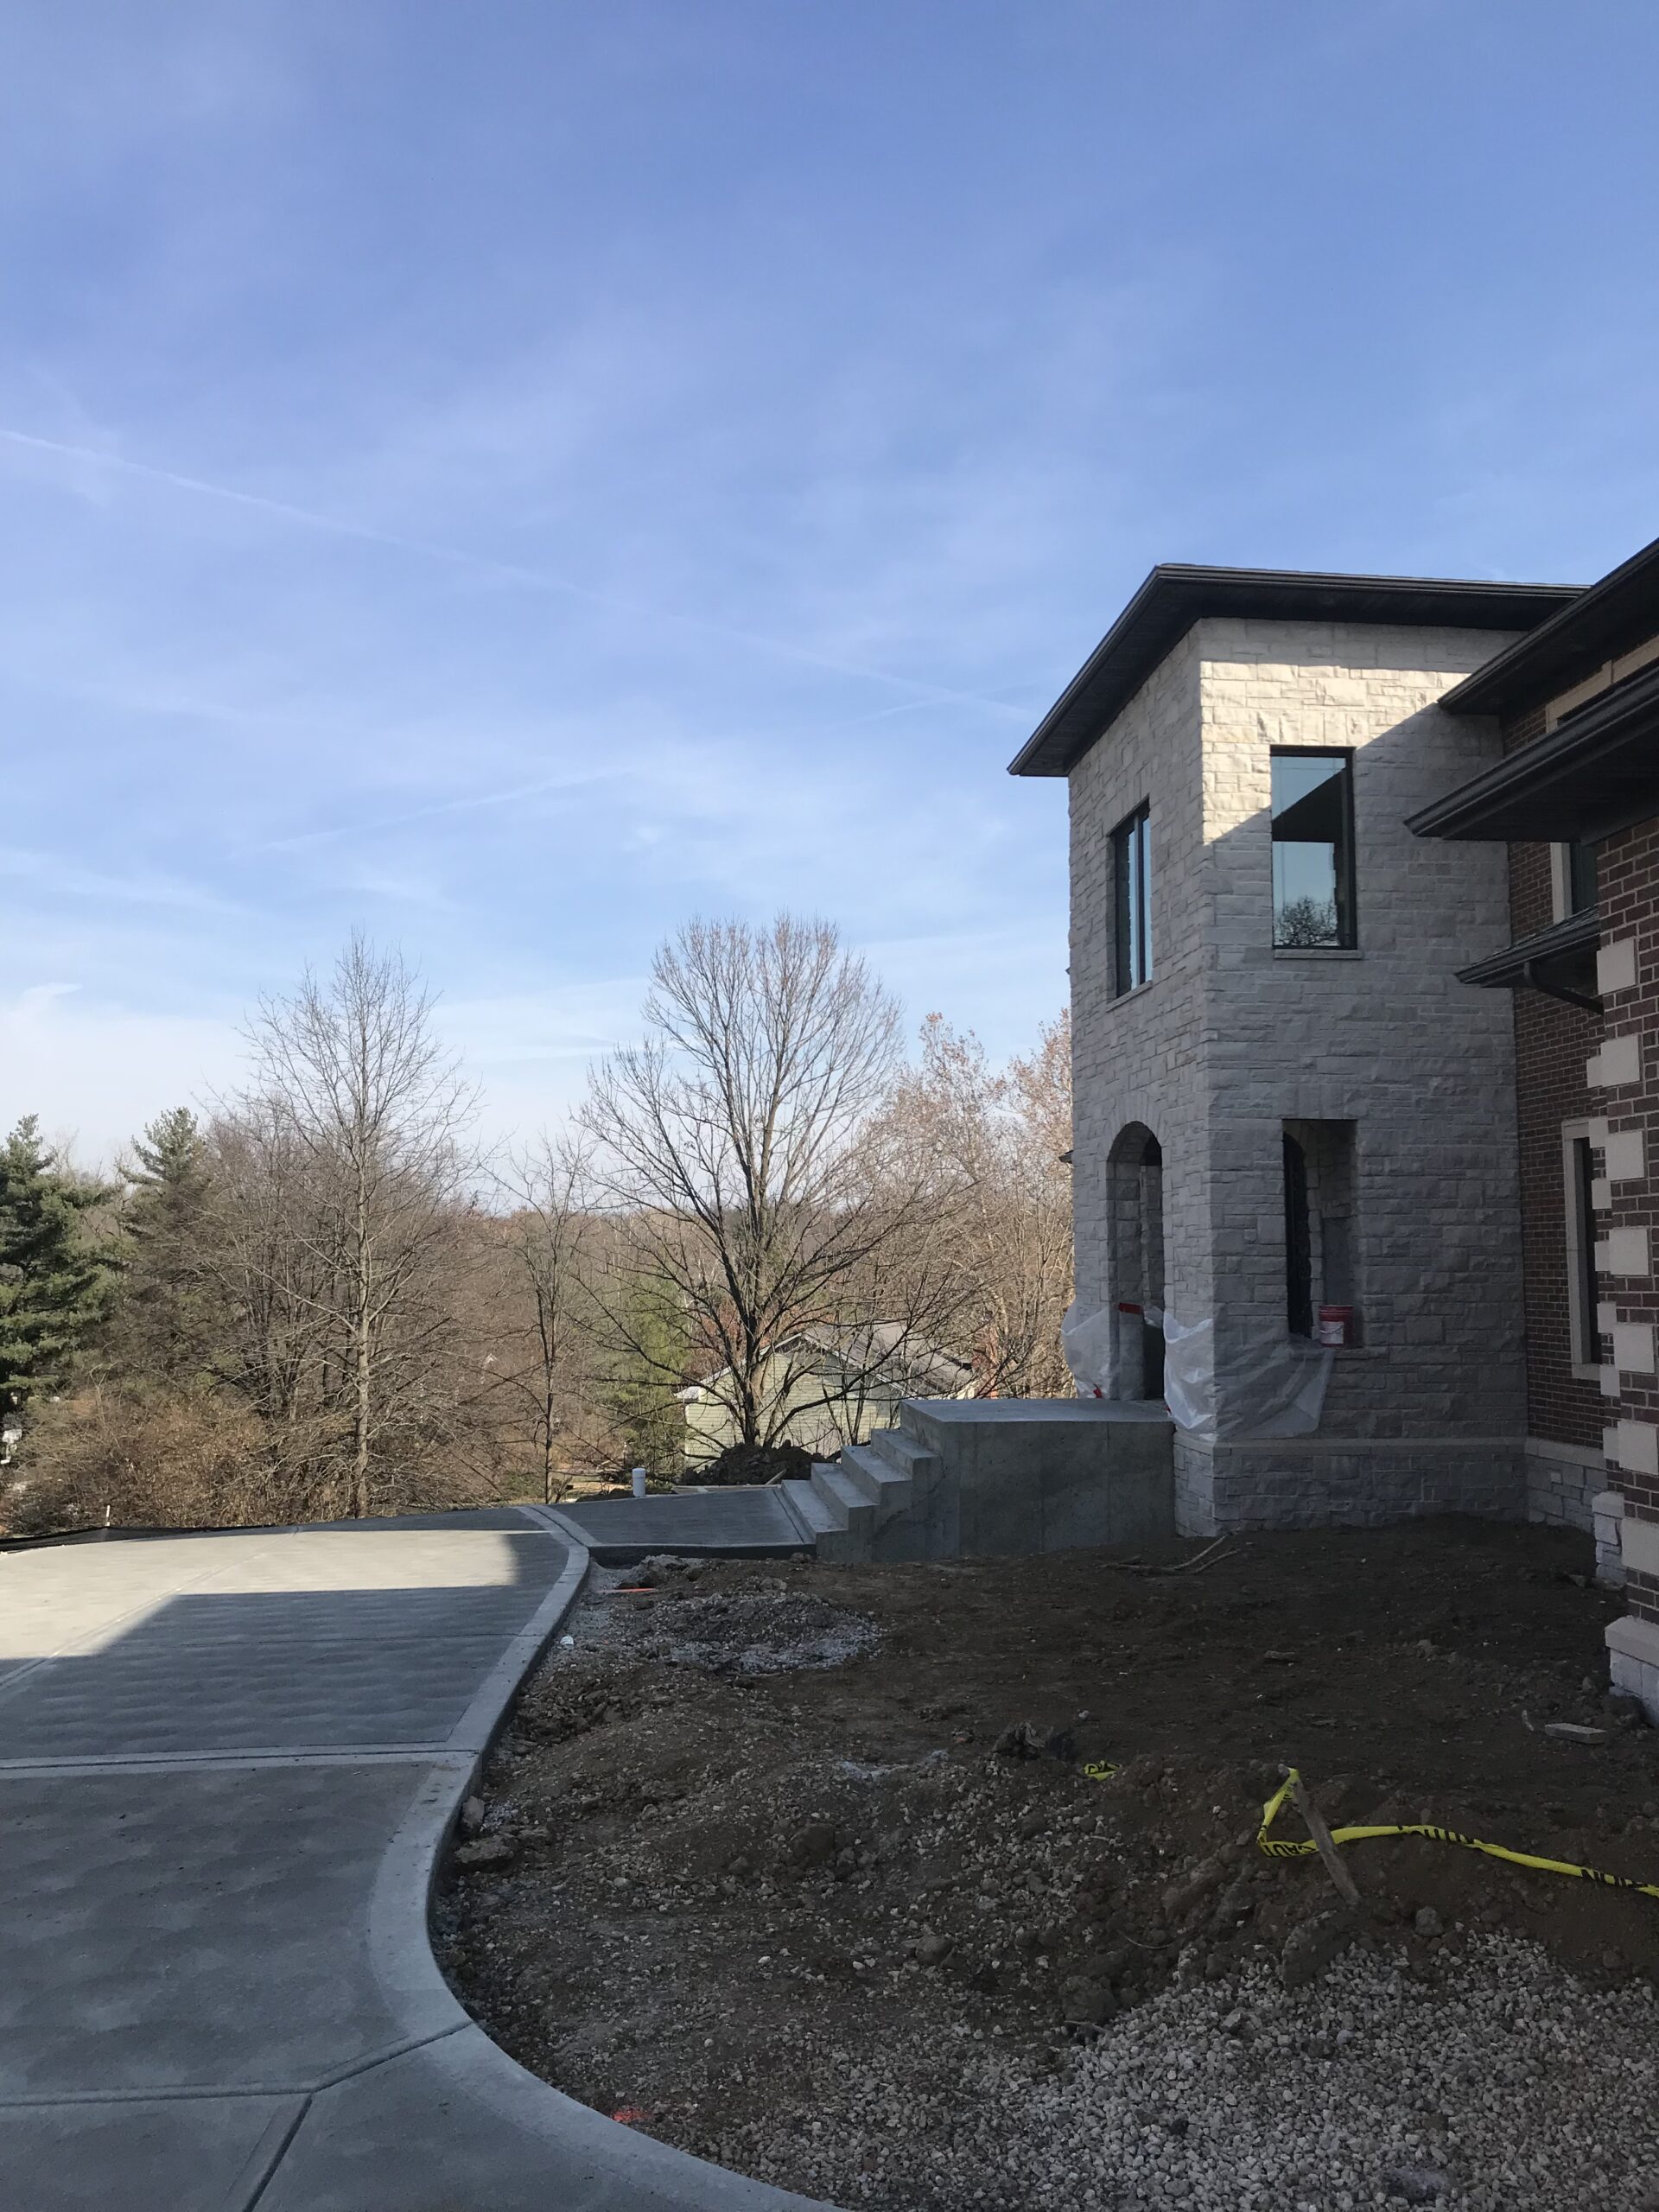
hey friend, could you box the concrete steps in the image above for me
[778,1478,866,1563]
[809,1461,874,1542]
[777,1425,946,1563]
[838,1442,912,1517]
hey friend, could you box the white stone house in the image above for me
[1012,566,1581,1535]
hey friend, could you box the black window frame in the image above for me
[1567,839,1599,917]
[1111,802,1152,998]
[1270,747,1357,950]
[1568,1131,1599,1365]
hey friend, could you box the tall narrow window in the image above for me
[1271,750,1356,949]
[1112,803,1152,996]
[1283,1133,1313,1337]
[1565,1128,1599,1369]
[1567,841,1599,915]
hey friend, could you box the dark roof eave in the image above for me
[1440,531,1659,717]
[1009,566,1579,779]
[1408,662,1659,845]
[1454,908,1600,990]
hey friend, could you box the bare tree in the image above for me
[481,1136,606,1503]
[238,934,478,1517]
[583,915,959,1455]
[880,1011,1073,1396]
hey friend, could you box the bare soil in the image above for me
[435,1522,1659,2203]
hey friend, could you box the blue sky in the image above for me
[6,1,1659,1160]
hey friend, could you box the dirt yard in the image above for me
[435,1523,1659,2211]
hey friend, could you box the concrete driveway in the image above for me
[0,1510,827,2210]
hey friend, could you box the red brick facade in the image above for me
[1591,816,1659,1630]
[1503,706,1606,1453]
[1508,845,1605,1451]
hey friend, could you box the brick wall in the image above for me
[1504,785,1605,1453]
[1595,815,1659,1635]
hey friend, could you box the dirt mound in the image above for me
[694,1440,816,1487]
[439,1528,1659,2211]
[616,1583,880,1675]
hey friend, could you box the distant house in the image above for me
[677,1324,975,1467]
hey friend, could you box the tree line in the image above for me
[1,916,1071,1534]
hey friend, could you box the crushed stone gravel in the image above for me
[602,1565,881,1675]
[714,1935,1659,2210]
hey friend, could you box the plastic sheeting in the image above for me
[1160,1311,1332,1440]
[1064,1302,1333,1440]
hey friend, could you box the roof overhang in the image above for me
[1440,531,1659,718]
[1455,909,1602,1013]
[1008,565,1579,779]
[1408,663,1659,845]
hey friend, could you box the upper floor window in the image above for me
[1271,749,1356,949]
[1112,803,1152,996]
[1553,840,1599,920]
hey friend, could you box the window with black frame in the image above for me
[1567,1131,1599,1367]
[1567,840,1599,916]
[1112,803,1152,996]
[1271,749,1356,949]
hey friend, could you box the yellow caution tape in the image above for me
[1259,1768,1659,1900]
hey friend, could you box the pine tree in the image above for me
[604,1275,689,1479]
[0,1116,118,1415]
[120,1107,216,1382]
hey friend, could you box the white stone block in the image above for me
[1613,1421,1659,1477]
[1596,1226,1651,1279]
[1621,1515,1659,1578]
[1607,1612,1659,1669]
[1587,1033,1642,1089]
[1592,1177,1612,1212]
[1597,937,1638,995]
[1604,1128,1646,1182]
[1601,1363,1620,1397]
[1598,1300,1619,1332]
[1612,1322,1657,1374]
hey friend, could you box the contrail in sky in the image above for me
[0,424,1029,720]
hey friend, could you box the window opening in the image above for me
[1112,804,1152,995]
[1283,1119,1358,1340]
[1283,1134,1313,1337]
[1566,1129,1599,1370]
[1272,750,1356,949]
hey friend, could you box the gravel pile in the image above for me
[610,1579,880,1676]
[724,1936,1659,2211]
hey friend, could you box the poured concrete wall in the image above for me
[896,1398,1174,1558]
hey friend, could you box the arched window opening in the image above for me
[1107,1122,1166,1400]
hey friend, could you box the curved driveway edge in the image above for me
[0,1510,835,2211]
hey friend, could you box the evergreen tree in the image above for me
[120,1107,217,1382]
[604,1275,689,1479]
[0,1116,118,1416]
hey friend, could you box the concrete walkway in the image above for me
[0,1509,829,2211]
[556,1484,810,1562]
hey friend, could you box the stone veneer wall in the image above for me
[1071,617,1531,1535]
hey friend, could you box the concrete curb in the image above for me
[0,1513,842,2210]
[289,1507,842,2211]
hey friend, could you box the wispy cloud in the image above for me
[0,424,1030,717]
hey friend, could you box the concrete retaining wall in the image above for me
[895,1399,1175,1558]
